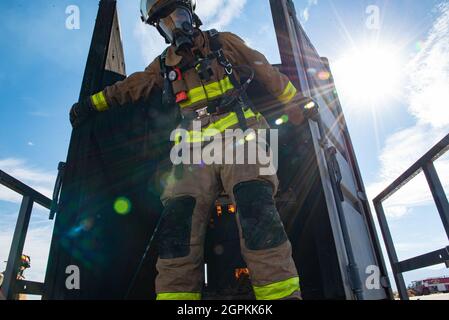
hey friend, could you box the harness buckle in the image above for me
[196,106,210,119]
[224,64,233,75]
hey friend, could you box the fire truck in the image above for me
[410,277,449,296]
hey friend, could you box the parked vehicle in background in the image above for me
[410,277,449,296]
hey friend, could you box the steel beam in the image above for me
[423,162,449,240]
[374,134,449,204]
[1,196,34,300]
[396,247,449,273]
[0,170,51,209]
[15,280,45,296]
[373,201,409,300]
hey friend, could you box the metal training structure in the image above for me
[373,134,449,300]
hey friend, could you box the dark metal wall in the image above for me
[43,0,176,299]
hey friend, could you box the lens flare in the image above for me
[415,40,425,52]
[307,68,317,75]
[275,114,290,125]
[317,71,331,81]
[214,245,224,255]
[304,101,316,110]
[245,132,256,142]
[114,197,132,215]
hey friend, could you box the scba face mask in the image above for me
[140,0,198,53]
[159,7,195,53]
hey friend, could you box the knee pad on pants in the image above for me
[158,196,196,259]
[233,181,287,251]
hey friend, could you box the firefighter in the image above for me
[70,0,306,300]
[0,255,31,300]
[17,255,31,281]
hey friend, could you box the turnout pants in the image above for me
[156,118,300,300]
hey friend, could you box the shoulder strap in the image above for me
[207,29,250,131]
[207,29,232,73]
[159,48,176,108]
[206,29,238,84]
[159,48,170,75]
[208,29,222,52]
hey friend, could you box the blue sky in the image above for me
[1,0,448,295]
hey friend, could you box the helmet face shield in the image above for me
[140,0,197,50]
[140,0,195,24]
[158,7,193,43]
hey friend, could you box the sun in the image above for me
[332,43,404,109]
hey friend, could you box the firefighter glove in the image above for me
[69,98,96,128]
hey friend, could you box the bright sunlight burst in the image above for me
[332,44,404,109]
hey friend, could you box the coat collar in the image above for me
[165,46,183,67]
[164,30,207,67]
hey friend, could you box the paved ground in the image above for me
[409,293,449,300]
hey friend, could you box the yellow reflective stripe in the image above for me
[90,91,109,111]
[156,292,201,300]
[179,77,235,108]
[253,277,300,300]
[176,109,258,144]
[277,81,297,104]
[212,108,256,132]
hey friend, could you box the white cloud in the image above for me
[28,111,52,118]
[396,237,446,254]
[133,21,167,66]
[383,205,410,220]
[0,158,55,204]
[366,125,448,219]
[197,0,247,30]
[134,0,248,64]
[406,3,449,128]
[366,3,449,219]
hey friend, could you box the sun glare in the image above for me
[332,44,404,109]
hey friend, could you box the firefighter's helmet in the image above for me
[140,0,196,25]
[20,255,31,269]
[140,0,201,46]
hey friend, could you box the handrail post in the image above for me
[373,201,409,300]
[1,196,34,300]
[423,162,449,240]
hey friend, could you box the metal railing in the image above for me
[0,169,52,300]
[373,133,449,300]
